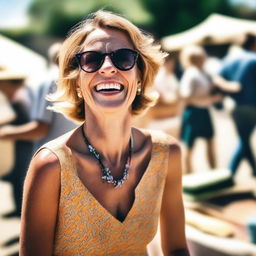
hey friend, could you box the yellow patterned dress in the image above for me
[42,130,170,256]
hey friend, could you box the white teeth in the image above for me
[96,83,121,91]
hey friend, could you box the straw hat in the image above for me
[0,66,27,80]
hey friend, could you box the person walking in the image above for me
[219,34,256,177]
[179,45,223,174]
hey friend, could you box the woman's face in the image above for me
[77,27,140,116]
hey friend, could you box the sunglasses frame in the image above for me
[75,48,139,73]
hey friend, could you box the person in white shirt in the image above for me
[154,54,180,105]
[179,45,223,174]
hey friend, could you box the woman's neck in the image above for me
[83,111,133,167]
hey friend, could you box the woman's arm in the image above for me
[20,149,60,256]
[160,140,190,256]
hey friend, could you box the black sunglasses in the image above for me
[75,48,139,73]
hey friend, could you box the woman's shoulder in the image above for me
[34,128,77,162]
[134,127,180,149]
[25,148,61,195]
[42,129,75,149]
[32,148,60,172]
[22,148,61,241]
[30,130,76,177]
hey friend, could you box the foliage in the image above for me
[139,0,235,38]
[27,0,152,37]
[2,0,254,47]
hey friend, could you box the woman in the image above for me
[20,10,189,256]
[179,45,223,174]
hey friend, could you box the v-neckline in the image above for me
[70,137,156,224]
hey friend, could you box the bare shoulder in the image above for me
[132,127,151,140]
[25,148,61,190]
[135,127,181,150]
[32,148,60,173]
[21,149,61,256]
[165,135,183,180]
[25,128,76,184]
[131,127,152,152]
[22,148,61,221]
[166,135,181,154]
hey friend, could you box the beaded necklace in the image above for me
[81,128,134,188]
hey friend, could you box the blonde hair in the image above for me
[49,10,165,122]
[180,45,206,69]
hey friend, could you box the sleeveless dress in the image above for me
[42,130,170,256]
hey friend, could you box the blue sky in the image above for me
[230,0,256,8]
[0,0,33,28]
[0,0,256,29]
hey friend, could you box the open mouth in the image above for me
[94,83,124,93]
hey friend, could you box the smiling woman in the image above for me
[19,10,190,256]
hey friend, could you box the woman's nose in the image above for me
[99,56,117,75]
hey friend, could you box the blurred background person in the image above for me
[0,89,16,178]
[152,52,183,117]
[219,34,256,179]
[0,67,33,218]
[0,42,78,219]
[0,42,78,154]
[134,53,183,138]
[179,45,223,174]
[30,41,78,152]
[153,53,180,107]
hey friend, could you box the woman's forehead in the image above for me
[81,27,133,52]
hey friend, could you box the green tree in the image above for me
[139,0,235,38]
[28,0,152,37]
[2,0,251,46]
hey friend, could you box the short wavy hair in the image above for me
[49,10,165,122]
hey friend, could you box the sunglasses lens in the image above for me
[80,52,103,72]
[77,49,138,72]
[112,49,137,71]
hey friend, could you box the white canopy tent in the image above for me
[0,34,47,86]
[161,14,256,51]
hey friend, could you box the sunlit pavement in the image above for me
[0,104,255,256]
[0,182,20,256]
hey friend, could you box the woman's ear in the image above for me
[136,81,141,95]
[76,87,83,98]
[136,67,142,92]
